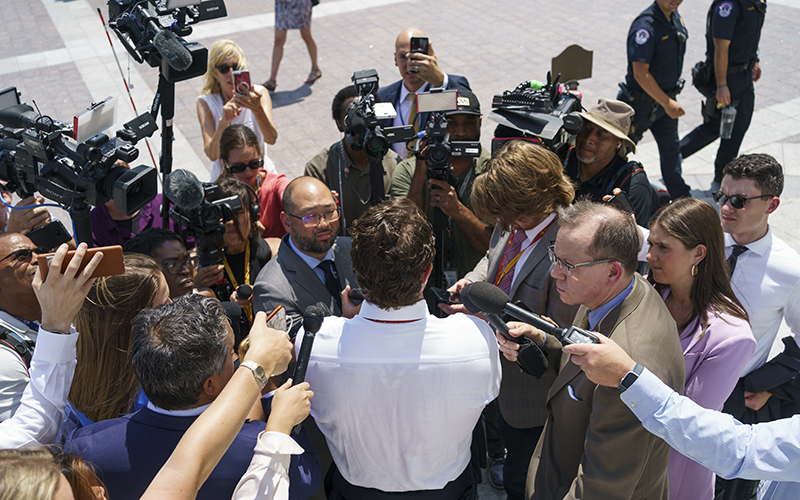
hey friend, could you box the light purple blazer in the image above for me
[661,288,756,500]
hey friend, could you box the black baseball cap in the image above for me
[445,87,481,116]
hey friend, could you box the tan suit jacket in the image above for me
[526,273,685,500]
[465,221,578,429]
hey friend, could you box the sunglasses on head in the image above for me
[0,248,36,264]
[713,191,775,209]
[228,158,263,174]
[215,63,240,74]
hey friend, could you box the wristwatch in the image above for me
[240,360,268,390]
[618,363,644,392]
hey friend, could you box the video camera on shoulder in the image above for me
[488,72,584,158]
[343,70,418,162]
[409,89,481,181]
[165,169,241,267]
[0,86,158,245]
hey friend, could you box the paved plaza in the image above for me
[2,1,799,496]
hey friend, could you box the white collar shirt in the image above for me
[511,213,557,286]
[297,299,500,492]
[726,227,800,375]
[287,236,334,286]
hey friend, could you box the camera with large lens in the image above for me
[166,170,241,267]
[489,72,584,158]
[411,89,482,181]
[344,69,417,162]
[0,92,158,245]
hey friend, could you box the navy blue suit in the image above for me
[376,75,471,130]
[64,405,321,500]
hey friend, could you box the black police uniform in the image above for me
[680,0,766,184]
[618,2,690,199]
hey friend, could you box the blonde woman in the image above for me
[197,39,278,181]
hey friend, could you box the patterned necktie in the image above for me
[407,94,419,152]
[579,309,591,330]
[727,245,749,276]
[497,230,527,295]
[318,260,342,309]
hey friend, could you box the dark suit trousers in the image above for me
[498,411,543,500]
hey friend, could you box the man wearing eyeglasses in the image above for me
[499,200,685,500]
[253,177,356,335]
[712,154,800,499]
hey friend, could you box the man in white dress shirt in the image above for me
[714,154,800,499]
[299,198,500,499]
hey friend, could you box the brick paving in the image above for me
[2,1,799,497]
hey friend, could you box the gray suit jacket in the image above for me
[526,273,685,500]
[465,221,578,429]
[253,235,356,332]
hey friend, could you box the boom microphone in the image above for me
[164,169,204,210]
[462,282,599,345]
[153,29,193,71]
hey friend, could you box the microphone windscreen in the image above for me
[303,302,332,334]
[464,282,510,316]
[164,169,204,209]
[153,30,192,71]
[236,284,252,300]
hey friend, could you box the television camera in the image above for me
[488,72,585,158]
[0,89,158,246]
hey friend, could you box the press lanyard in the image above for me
[223,243,252,322]
[494,218,557,286]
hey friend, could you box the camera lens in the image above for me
[201,205,221,225]
[364,131,388,160]
[427,143,450,165]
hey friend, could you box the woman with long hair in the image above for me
[197,39,278,181]
[219,124,289,239]
[59,254,170,439]
[646,197,756,500]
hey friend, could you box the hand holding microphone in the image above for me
[290,303,331,435]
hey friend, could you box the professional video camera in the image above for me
[488,72,584,158]
[410,89,482,181]
[165,169,241,267]
[108,0,227,82]
[0,89,158,245]
[344,69,417,162]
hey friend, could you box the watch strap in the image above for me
[618,363,644,392]
[240,360,268,389]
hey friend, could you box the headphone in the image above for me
[241,181,261,223]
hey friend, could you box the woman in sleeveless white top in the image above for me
[197,40,278,181]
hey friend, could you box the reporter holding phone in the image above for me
[198,39,278,181]
[0,241,102,448]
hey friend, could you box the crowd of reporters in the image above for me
[0,7,796,500]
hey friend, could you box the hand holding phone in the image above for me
[32,243,107,333]
[233,70,252,95]
[37,245,124,281]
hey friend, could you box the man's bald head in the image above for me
[282,177,335,215]
[395,28,426,51]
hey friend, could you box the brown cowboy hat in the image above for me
[577,98,637,154]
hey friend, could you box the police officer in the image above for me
[680,0,766,192]
[618,0,691,199]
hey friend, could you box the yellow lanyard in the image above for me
[223,243,252,323]
[494,218,556,286]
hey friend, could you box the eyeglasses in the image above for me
[159,256,199,275]
[548,245,616,276]
[287,207,341,227]
[215,63,240,74]
[713,191,775,210]
[0,248,36,265]
[228,158,263,174]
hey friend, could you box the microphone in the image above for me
[462,282,599,346]
[164,169,205,210]
[236,284,253,301]
[291,302,331,435]
[152,29,193,71]
[460,284,516,343]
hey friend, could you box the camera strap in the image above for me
[223,244,252,323]
[0,325,35,369]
